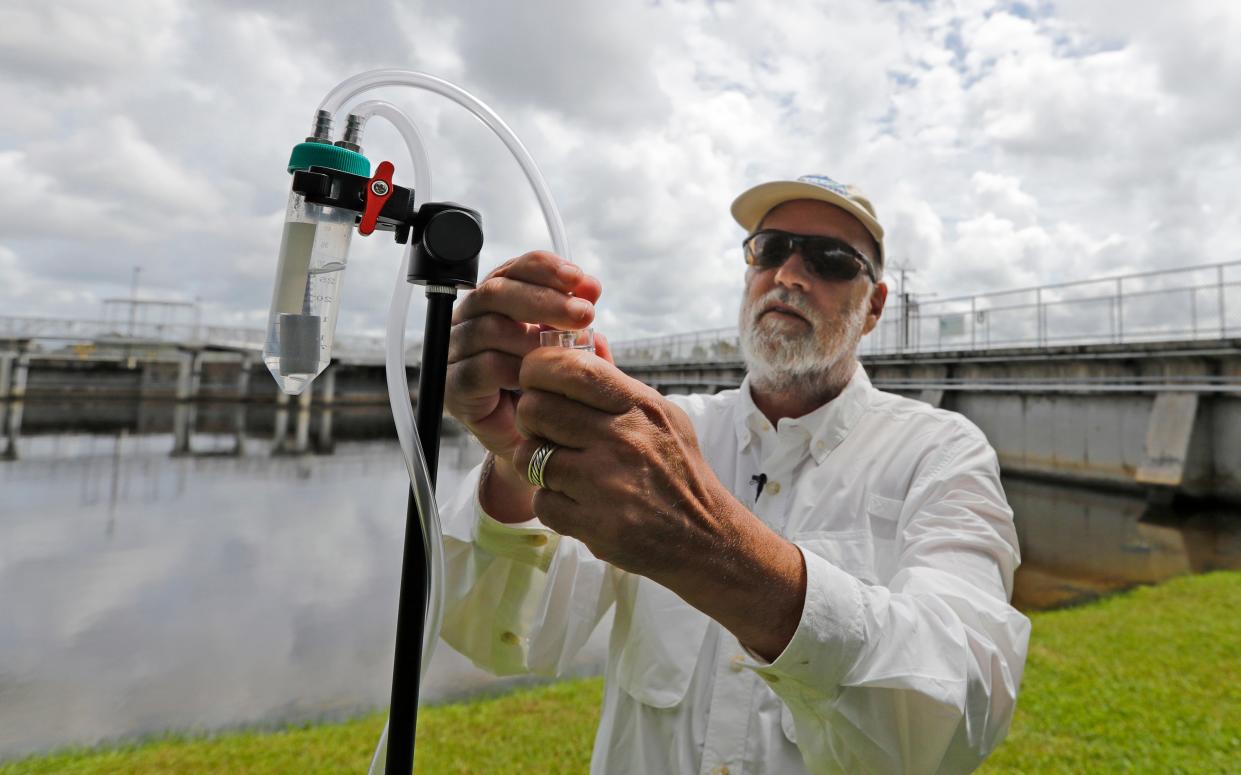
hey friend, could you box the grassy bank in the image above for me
[5,572,1238,774]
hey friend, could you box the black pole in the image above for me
[385,287,457,774]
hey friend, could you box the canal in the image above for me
[1,405,1238,761]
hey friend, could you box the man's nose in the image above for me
[773,250,815,292]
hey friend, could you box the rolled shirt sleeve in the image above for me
[438,461,620,678]
[742,428,1031,775]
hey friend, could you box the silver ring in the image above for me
[527,442,559,488]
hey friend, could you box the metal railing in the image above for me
[612,261,1241,366]
[0,317,389,363]
[5,261,1238,369]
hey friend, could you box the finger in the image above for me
[512,436,586,497]
[531,487,582,538]
[519,347,634,414]
[490,250,580,289]
[515,389,615,449]
[448,313,540,363]
[568,273,603,305]
[593,331,615,365]
[454,275,595,331]
[491,252,602,307]
[446,350,523,399]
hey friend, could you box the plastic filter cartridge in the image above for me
[263,133,371,395]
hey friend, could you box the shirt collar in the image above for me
[734,363,874,464]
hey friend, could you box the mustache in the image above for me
[750,287,819,323]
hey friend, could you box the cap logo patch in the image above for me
[797,174,854,198]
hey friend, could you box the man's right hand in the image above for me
[446,251,602,520]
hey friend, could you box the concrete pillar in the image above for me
[172,351,194,456]
[185,350,205,448]
[293,383,312,454]
[231,354,253,456]
[272,390,290,453]
[4,353,30,460]
[1136,392,1199,488]
[317,365,336,454]
[0,352,12,456]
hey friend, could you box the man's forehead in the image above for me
[759,199,876,255]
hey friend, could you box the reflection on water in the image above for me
[1008,478,1241,610]
[1,422,1239,760]
[0,430,607,761]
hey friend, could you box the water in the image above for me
[1,417,1238,761]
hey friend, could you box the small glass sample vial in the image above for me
[539,328,595,352]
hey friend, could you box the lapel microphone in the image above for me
[750,473,768,501]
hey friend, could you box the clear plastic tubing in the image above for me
[349,98,443,678]
[317,69,571,260]
[321,72,572,774]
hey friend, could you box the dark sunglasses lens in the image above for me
[748,233,793,267]
[805,246,864,281]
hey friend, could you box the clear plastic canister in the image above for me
[263,189,355,395]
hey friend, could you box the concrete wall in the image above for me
[622,339,1241,504]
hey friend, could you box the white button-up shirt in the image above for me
[439,365,1030,774]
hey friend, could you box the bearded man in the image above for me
[438,175,1030,774]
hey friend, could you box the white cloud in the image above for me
[0,0,1238,340]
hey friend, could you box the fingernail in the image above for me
[557,263,582,284]
[568,298,592,319]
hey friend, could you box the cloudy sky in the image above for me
[2,0,1239,341]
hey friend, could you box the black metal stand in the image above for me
[291,160,484,774]
[385,288,456,775]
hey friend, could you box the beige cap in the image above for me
[730,174,885,267]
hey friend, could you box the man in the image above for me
[439,175,1030,774]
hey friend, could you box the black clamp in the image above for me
[291,164,483,289]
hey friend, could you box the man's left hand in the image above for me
[512,347,741,584]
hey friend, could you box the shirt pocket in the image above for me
[866,493,902,541]
[780,703,799,744]
[616,576,710,708]
[793,529,879,586]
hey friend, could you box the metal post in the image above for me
[970,296,977,350]
[1190,286,1198,338]
[317,365,336,453]
[1116,277,1124,343]
[1219,264,1227,338]
[1036,288,1044,347]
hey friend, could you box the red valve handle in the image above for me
[359,160,395,236]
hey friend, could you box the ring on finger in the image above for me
[526,441,559,488]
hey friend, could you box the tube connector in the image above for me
[335,113,366,153]
[306,109,334,145]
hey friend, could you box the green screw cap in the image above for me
[287,142,371,177]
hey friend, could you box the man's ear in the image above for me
[862,281,888,335]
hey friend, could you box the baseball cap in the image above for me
[730,174,885,268]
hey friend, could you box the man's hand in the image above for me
[445,251,607,522]
[510,348,806,660]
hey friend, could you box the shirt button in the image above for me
[729,654,745,672]
[712,767,731,775]
[500,631,520,646]
[766,481,781,495]
[527,534,549,546]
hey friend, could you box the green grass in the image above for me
[4,572,1238,774]
[980,571,1241,774]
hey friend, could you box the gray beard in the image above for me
[739,286,868,399]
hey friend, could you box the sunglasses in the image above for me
[743,229,877,283]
